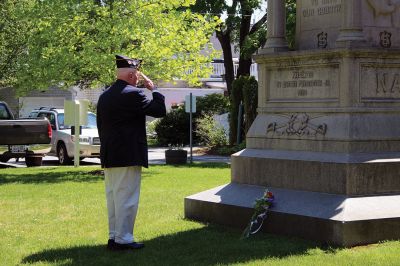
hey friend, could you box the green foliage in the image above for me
[196,93,230,115]
[213,141,246,155]
[1,0,220,95]
[286,0,297,50]
[155,106,189,145]
[87,102,97,113]
[229,76,257,144]
[3,166,400,265]
[0,0,32,88]
[241,27,267,59]
[196,113,228,148]
[241,76,258,134]
[146,119,159,137]
[155,93,229,145]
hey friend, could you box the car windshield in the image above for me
[57,113,97,129]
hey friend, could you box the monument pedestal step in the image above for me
[184,183,400,247]
[231,149,400,196]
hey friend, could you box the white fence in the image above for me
[186,62,258,80]
[211,63,258,80]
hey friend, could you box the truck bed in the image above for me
[0,119,51,145]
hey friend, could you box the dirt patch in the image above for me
[192,147,210,155]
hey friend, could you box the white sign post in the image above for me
[64,99,89,167]
[185,94,196,163]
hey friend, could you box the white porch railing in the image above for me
[211,62,258,80]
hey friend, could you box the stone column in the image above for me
[260,0,288,53]
[336,0,366,47]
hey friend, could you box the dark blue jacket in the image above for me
[97,79,166,168]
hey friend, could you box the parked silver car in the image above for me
[29,107,100,165]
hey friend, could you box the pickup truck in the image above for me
[0,101,52,166]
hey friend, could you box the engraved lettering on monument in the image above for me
[268,64,339,102]
[297,0,342,49]
[376,73,400,93]
[380,31,392,48]
[361,64,400,101]
[301,0,342,20]
[266,113,327,137]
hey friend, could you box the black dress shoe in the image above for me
[107,239,115,250]
[112,242,145,250]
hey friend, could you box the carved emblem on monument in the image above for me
[266,114,327,137]
[317,32,328,48]
[380,31,392,48]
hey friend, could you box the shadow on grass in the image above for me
[22,226,320,266]
[0,171,103,185]
[155,162,230,169]
[0,163,228,185]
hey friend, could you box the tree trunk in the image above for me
[236,4,252,77]
[216,30,234,97]
[237,58,252,77]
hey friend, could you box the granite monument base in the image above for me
[185,183,400,247]
[231,149,400,196]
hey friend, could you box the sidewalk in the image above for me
[148,147,231,164]
[1,146,231,168]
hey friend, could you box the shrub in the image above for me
[214,141,246,156]
[146,118,159,145]
[155,93,230,146]
[230,76,258,144]
[196,113,228,148]
[230,78,244,145]
[242,76,258,134]
[196,93,230,115]
[154,106,189,145]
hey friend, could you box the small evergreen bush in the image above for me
[196,113,228,148]
[154,106,189,145]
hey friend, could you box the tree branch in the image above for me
[249,12,267,35]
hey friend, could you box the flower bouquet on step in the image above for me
[242,189,274,238]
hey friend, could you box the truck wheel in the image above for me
[0,156,10,163]
[57,143,72,165]
[25,156,43,167]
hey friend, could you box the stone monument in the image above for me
[185,0,400,247]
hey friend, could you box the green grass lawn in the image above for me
[1,164,400,266]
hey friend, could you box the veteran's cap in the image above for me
[115,55,142,69]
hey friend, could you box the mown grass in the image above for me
[0,164,399,266]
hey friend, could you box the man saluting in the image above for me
[97,55,166,251]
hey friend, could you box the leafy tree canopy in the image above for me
[1,0,220,95]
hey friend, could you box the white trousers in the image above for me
[104,166,142,244]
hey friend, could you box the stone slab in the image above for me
[185,183,400,246]
[231,149,400,196]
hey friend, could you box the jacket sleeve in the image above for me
[140,91,167,118]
